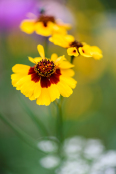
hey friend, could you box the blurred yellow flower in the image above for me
[20,14,71,36]
[11,45,77,106]
[49,34,103,60]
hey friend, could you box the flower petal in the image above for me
[20,80,36,99]
[90,46,103,60]
[34,81,41,98]
[40,77,51,88]
[79,45,92,57]
[60,75,77,89]
[28,57,42,64]
[56,81,73,97]
[29,94,36,101]
[11,74,25,86]
[37,45,45,58]
[61,69,75,77]
[12,64,30,74]
[51,53,58,62]
[48,84,60,101]
[20,19,35,34]
[49,34,70,48]
[79,45,103,59]
[35,22,54,36]
[52,24,67,35]
[15,75,31,90]
[65,35,75,42]
[55,55,66,66]
[67,47,79,57]
[36,88,51,106]
[59,60,74,69]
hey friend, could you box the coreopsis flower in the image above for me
[20,13,71,36]
[49,34,103,60]
[11,45,77,106]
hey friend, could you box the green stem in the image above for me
[18,96,49,136]
[0,112,45,154]
[71,55,74,63]
[56,99,63,145]
[44,37,49,57]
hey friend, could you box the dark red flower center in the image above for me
[35,59,56,77]
[28,59,61,88]
[37,15,55,27]
[70,41,83,50]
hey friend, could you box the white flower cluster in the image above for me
[38,136,116,174]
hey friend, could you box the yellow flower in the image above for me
[79,45,103,60]
[11,45,77,106]
[49,34,103,60]
[20,14,71,36]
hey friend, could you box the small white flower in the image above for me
[84,139,104,159]
[63,136,85,157]
[37,140,58,153]
[40,155,60,169]
[56,159,89,174]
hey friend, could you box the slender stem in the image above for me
[18,96,49,136]
[44,37,49,57]
[0,112,45,154]
[57,105,63,143]
[71,55,74,63]
[56,99,63,145]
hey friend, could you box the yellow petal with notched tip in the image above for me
[59,60,74,69]
[91,46,102,54]
[92,52,103,60]
[36,88,51,106]
[37,45,45,58]
[55,55,66,66]
[79,45,103,59]
[49,34,70,48]
[34,81,41,98]
[11,74,25,86]
[15,75,31,90]
[60,75,77,89]
[20,80,36,99]
[67,47,79,57]
[29,94,36,101]
[79,45,93,57]
[61,69,75,77]
[56,81,73,97]
[48,84,60,102]
[12,64,30,74]
[20,19,35,34]
[90,46,103,60]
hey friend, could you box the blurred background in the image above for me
[0,0,116,173]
